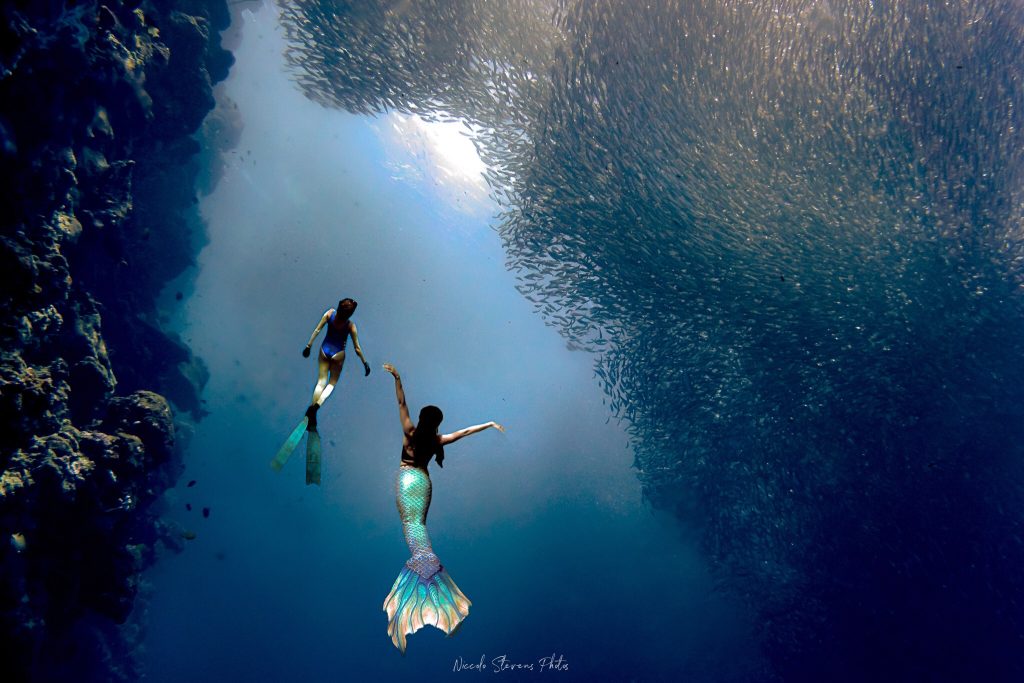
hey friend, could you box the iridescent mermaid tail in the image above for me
[383,466,471,653]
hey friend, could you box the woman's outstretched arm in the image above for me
[303,309,331,356]
[383,364,414,435]
[440,421,505,446]
[350,322,370,375]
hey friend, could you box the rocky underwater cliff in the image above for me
[0,1,232,679]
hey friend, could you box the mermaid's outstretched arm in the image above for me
[383,364,414,435]
[440,421,504,446]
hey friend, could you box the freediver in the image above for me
[301,297,370,431]
[381,363,504,653]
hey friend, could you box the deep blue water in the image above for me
[138,7,759,681]
[138,1,1024,681]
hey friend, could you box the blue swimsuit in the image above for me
[321,310,350,358]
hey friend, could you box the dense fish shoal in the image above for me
[280,1,1024,680]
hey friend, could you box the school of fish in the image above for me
[280,1,1024,679]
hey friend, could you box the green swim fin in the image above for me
[305,429,321,486]
[271,417,309,471]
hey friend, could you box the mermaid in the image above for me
[381,363,504,653]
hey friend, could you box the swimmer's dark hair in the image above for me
[337,298,358,318]
[413,405,445,467]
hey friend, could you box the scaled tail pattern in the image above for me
[383,466,470,652]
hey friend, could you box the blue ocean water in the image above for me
[138,6,759,681]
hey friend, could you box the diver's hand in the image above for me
[302,345,311,358]
[363,361,371,377]
[383,363,399,378]
[491,421,506,433]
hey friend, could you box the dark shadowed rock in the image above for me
[0,0,232,680]
[105,391,175,465]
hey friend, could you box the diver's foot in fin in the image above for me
[305,429,321,486]
[271,416,309,471]
[305,404,320,431]
[382,566,471,653]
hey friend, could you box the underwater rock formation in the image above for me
[281,1,1024,681]
[0,1,230,680]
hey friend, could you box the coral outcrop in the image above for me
[0,1,231,680]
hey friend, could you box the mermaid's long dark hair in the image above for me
[412,405,445,467]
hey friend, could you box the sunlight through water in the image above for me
[376,113,493,217]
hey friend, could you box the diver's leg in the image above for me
[316,352,345,406]
[311,351,330,405]
[304,352,332,430]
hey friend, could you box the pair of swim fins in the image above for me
[270,416,321,485]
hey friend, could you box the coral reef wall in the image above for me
[0,1,231,680]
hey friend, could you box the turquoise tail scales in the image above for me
[383,466,471,653]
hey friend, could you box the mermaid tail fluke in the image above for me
[383,565,471,653]
[384,465,471,652]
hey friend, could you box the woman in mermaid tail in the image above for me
[381,363,504,653]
